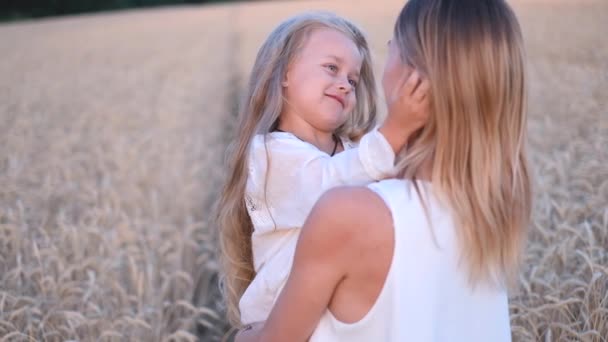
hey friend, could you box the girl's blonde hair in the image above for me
[216,11,378,326]
[394,0,532,286]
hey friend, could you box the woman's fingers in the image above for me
[403,70,421,96]
[391,71,411,100]
[390,68,429,106]
[420,95,430,111]
[413,79,430,102]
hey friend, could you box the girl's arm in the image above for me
[248,71,428,233]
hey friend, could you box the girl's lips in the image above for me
[326,94,345,108]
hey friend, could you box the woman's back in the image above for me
[310,179,512,342]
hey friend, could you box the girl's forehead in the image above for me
[298,28,363,65]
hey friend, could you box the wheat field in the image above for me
[0,0,606,341]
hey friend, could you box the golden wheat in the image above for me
[0,0,606,341]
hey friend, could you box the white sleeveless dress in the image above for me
[309,179,512,342]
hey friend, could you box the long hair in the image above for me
[216,11,379,326]
[393,0,532,286]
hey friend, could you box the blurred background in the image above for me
[0,0,606,341]
[0,0,241,22]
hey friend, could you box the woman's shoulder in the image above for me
[367,179,427,206]
[303,186,394,259]
[316,186,391,223]
[306,180,434,252]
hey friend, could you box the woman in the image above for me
[237,0,531,340]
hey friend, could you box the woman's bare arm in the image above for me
[235,186,390,342]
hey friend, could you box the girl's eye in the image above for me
[349,79,358,87]
[326,64,338,72]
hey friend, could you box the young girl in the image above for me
[217,11,428,327]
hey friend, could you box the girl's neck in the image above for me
[277,114,337,155]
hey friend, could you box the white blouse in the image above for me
[239,128,396,324]
[309,179,512,342]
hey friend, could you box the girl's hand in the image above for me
[379,69,430,154]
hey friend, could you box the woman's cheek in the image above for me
[382,69,395,99]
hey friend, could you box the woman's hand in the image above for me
[379,69,430,154]
[234,322,264,342]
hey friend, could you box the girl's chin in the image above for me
[321,106,350,119]
[318,116,349,132]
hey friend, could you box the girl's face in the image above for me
[282,28,362,133]
[382,38,411,102]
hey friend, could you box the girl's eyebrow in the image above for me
[325,54,343,63]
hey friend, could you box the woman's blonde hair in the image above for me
[394,0,532,286]
[216,11,378,326]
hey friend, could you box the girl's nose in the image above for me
[338,79,352,93]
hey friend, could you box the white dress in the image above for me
[309,179,512,342]
[239,128,396,325]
